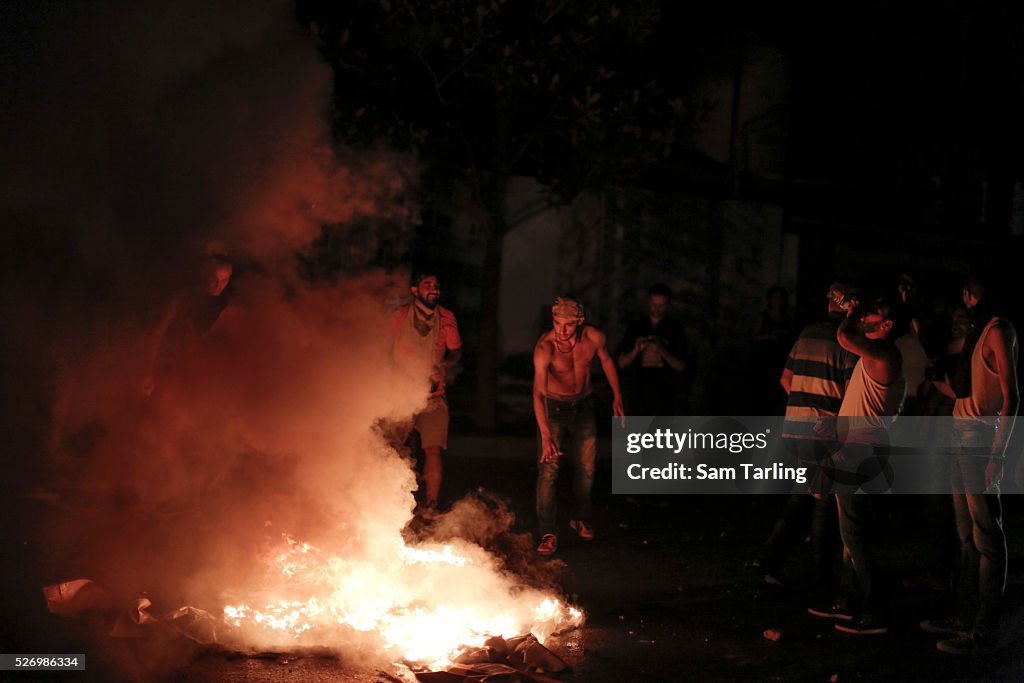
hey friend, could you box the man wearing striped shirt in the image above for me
[755,282,858,608]
[781,283,860,431]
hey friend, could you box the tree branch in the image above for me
[415,50,450,106]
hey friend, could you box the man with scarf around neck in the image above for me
[389,271,462,513]
[921,274,1018,656]
[533,297,625,555]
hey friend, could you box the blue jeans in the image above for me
[950,421,1006,640]
[536,396,596,536]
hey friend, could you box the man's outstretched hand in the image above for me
[540,437,563,463]
[613,398,626,427]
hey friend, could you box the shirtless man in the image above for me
[533,297,625,555]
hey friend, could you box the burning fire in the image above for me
[222,534,584,667]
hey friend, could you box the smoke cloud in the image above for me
[2,0,415,659]
[3,1,570,674]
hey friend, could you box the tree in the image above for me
[299,0,679,429]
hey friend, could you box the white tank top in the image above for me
[953,317,1017,418]
[838,359,906,440]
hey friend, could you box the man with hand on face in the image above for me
[821,294,907,636]
[756,281,858,601]
[533,297,625,556]
[389,270,462,513]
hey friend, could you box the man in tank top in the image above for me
[822,295,908,635]
[922,275,1018,656]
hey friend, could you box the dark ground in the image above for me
[4,433,1024,682]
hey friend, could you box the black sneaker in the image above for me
[807,603,854,621]
[920,617,970,638]
[835,616,888,635]
[937,635,997,656]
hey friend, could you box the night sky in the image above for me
[6,1,1024,246]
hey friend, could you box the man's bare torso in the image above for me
[537,327,602,399]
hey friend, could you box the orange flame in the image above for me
[222,534,584,667]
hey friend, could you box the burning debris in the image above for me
[44,524,584,676]
[219,533,583,668]
[16,0,586,678]
[39,266,587,677]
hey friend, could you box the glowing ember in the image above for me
[222,534,584,667]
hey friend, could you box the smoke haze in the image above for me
[2,2,573,674]
[2,0,421,649]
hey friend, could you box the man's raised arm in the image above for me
[837,312,901,385]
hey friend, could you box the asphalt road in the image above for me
[4,434,1024,682]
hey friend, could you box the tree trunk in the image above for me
[475,212,505,431]
[476,105,513,432]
